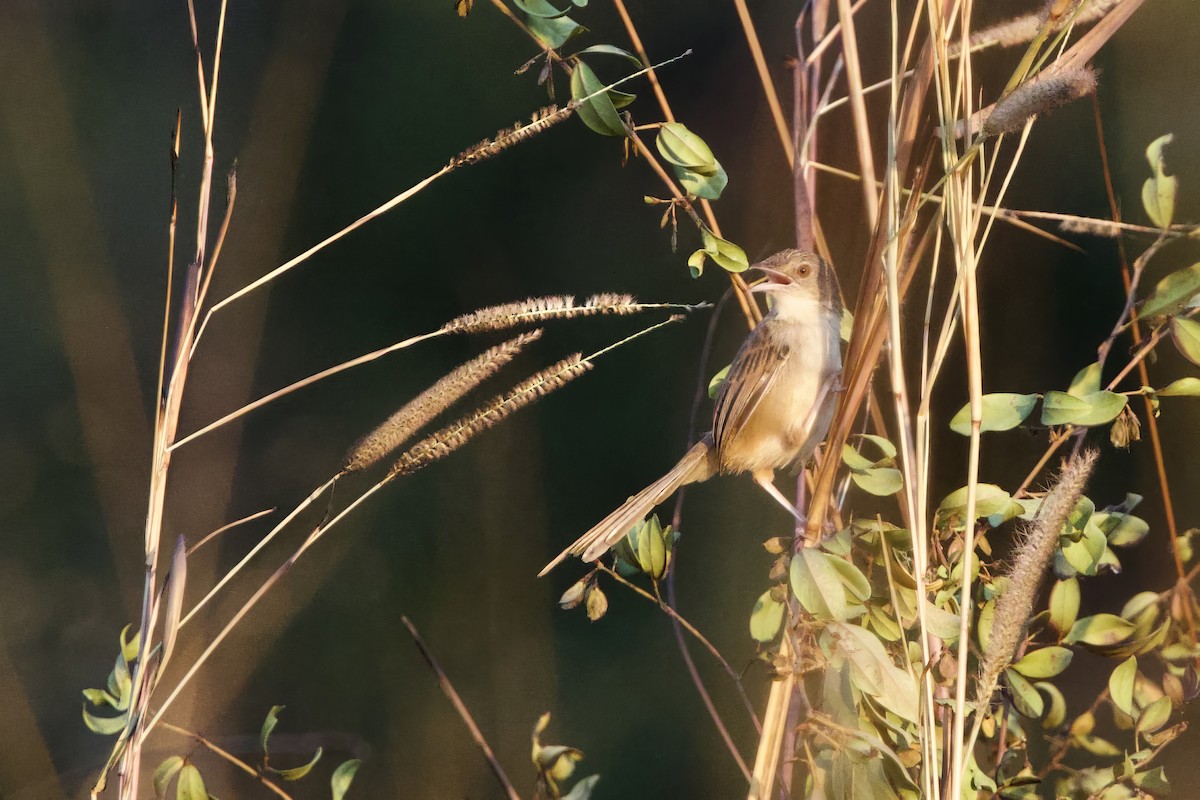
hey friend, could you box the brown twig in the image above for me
[160,722,294,800]
[400,616,523,800]
[597,564,761,733]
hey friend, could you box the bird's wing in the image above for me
[713,324,790,460]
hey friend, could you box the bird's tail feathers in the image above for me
[539,438,716,577]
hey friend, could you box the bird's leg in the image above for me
[752,469,805,524]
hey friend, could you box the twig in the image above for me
[160,722,294,800]
[597,564,760,732]
[400,617,522,800]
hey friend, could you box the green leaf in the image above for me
[1133,766,1171,797]
[1036,681,1067,728]
[1109,656,1137,717]
[1141,133,1176,229]
[790,549,851,621]
[1137,695,1172,735]
[1097,512,1149,547]
[851,467,903,496]
[656,122,718,173]
[826,622,919,723]
[82,705,128,735]
[527,13,584,49]
[512,0,571,17]
[153,756,184,799]
[1012,646,1073,679]
[1170,317,1200,365]
[1140,262,1200,319]
[570,61,625,137]
[1066,613,1137,648]
[693,229,748,274]
[749,590,786,642]
[1049,578,1081,635]
[562,775,601,800]
[828,556,871,603]
[270,746,323,781]
[1069,362,1103,397]
[677,163,728,200]
[922,602,961,642]
[1159,376,1200,396]
[331,759,362,800]
[120,624,141,663]
[707,365,730,398]
[949,393,1038,435]
[573,44,639,65]
[936,484,1023,528]
[657,123,727,200]
[1057,516,1109,577]
[1040,390,1127,426]
[1005,668,1045,718]
[175,764,208,800]
[261,705,284,757]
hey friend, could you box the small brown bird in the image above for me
[540,249,843,576]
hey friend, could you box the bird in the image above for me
[540,249,843,577]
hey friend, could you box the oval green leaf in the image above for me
[1012,646,1073,679]
[331,759,363,800]
[1005,668,1045,718]
[950,393,1038,435]
[790,549,848,621]
[1049,578,1080,635]
[271,746,323,781]
[1140,262,1200,319]
[1040,390,1127,427]
[1069,362,1103,397]
[851,467,903,496]
[175,765,208,800]
[1137,695,1172,735]
[656,122,718,173]
[570,61,625,137]
[1141,133,1176,229]
[1158,377,1200,397]
[1066,613,1137,648]
[749,590,786,642]
[1170,317,1200,365]
[153,756,184,799]
[1109,655,1137,717]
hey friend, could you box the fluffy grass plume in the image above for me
[981,66,1098,138]
[343,329,543,473]
[975,449,1099,709]
[388,354,592,478]
[440,293,646,335]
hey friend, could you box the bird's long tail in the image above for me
[539,436,718,576]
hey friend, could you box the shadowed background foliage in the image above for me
[0,1,1198,797]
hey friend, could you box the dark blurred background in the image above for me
[0,1,1198,797]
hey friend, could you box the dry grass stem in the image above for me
[389,354,592,478]
[400,617,523,800]
[343,329,543,473]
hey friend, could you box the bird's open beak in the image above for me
[749,265,793,293]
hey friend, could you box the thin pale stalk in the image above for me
[193,167,451,352]
[171,331,441,450]
[160,722,294,800]
[730,0,794,164]
[400,617,523,800]
[187,508,275,556]
[835,0,879,228]
[747,636,795,800]
[611,0,674,123]
[178,478,336,629]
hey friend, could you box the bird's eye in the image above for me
[798,265,810,277]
